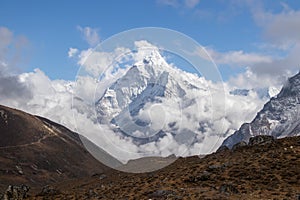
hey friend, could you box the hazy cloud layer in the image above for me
[77,26,100,47]
[157,0,200,9]
[205,48,273,66]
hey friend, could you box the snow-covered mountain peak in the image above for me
[95,47,206,141]
[96,49,173,122]
[222,71,300,148]
[129,48,176,81]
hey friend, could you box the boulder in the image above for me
[38,185,60,196]
[148,190,176,198]
[249,135,275,146]
[219,183,239,194]
[3,185,29,200]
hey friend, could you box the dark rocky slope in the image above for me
[0,105,120,193]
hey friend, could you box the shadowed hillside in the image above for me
[0,105,120,194]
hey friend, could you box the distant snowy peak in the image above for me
[229,89,250,97]
[230,86,280,99]
[222,71,300,148]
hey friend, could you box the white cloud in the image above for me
[157,0,178,7]
[77,26,100,47]
[157,0,200,8]
[184,0,200,8]
[68,47,78,58]
[204,47,272,66]
[77,46,132,78]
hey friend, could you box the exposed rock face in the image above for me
[222,71,300,148]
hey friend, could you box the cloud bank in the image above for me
[0,28,271,163]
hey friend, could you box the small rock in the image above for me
[219,184,239,194]
[197,171,211,181]
[30,164,38,171]
[39,185,60,196]
[15,165,23,175]
[248,135,275,146]
[148,190,176,198]
[92,173,107,180]
[0,110,8,124]
[99,174,107,180]
[198,171,211,181]
[186,171,211,183]
[207,164,226,172]
[208,165,219,170]
[85,189,99,198]
[56,169,62,175]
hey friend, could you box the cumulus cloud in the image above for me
[77,26,100,47]
[0,74,32,102]
[68,47,78,58]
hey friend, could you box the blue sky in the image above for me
[1,0,300,81]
